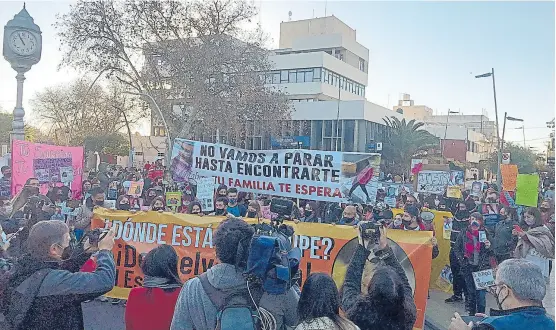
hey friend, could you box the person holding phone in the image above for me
[513,207,554,281]
[454,212,493,316]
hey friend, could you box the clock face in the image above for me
[8,30,38,56]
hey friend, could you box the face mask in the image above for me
[215,208,226,216]
[247,211,257,218]
[119,204,130,211]
[455,210,469,219]
[492,285,510,310]
[499,214,507,221]
[304,210,313,217]
[394,219,402,226]
[28,186,40,195]
[153,206,164,211]
[540,207,549,212]
[95,200,104,206]
[402,220,412,228]
[229,198,237,204]
[3,173,11,179]
[470,220,480,229]
[434,199,440,206]
[525,217,536,226]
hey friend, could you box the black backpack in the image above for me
[0,267,52,330]
[198,272,263,330]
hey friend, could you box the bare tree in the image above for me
[31,79,144,146]
[55,0,291,144]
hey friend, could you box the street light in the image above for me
[123,91,172,166]
[441,110,460,158]
[475,68,502,189]
[500,112,523,162]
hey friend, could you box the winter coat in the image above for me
[454,227,494,271]
[6,250,115,330]
[170,263,299,330]
[341,245,417,330]
[125,287,181,330]
[492,217,519,257]
[514,226,555,259]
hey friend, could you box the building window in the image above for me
[135,151,144,156]
[296,71,305,83]
[359,58,365,71]
[289,70,296,83]
[304,70,313,82]
[313,68,321,81]
[157,152,165,157]
[272,71,280,84]
[281,70,289,83]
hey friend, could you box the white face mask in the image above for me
[394,218,402,226]
[434,199,440,206]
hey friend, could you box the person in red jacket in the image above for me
[348,160,375,203]
[125,245,183,330]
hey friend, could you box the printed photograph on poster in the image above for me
[103,200,116,209]
[196,177,216,212]
[60,166,74,185]
[470,181,483,197]
[341,153,381,205]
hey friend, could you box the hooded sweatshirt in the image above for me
[170,263,299,330]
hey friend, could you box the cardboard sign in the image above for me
[472,269,495,290]
[515,174,540,207]
[166,192,182,208]
[416,170,450,194]
[500,164,518,191]
[196,177,215,212]
[127,181,144,197]
[446,186,462,199]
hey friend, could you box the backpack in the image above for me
[198,272,263,330]
[245,233,301,295]
[0,266,52,330]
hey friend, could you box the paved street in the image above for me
[82,275,555,330]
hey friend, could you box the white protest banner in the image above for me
[196,177,216,212]
[472,269,495,290]
[170,139,381,204]
[416,170,450,194]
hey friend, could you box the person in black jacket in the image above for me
[492,207,519,264]
[3,220,116,330]
[454,212,493,316]
[341,224,417,330]
[445,202,470,304]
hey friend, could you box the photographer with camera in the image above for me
[1,220,116,330]
[341,222,417,330]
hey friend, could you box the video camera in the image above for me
[359,221,382,246]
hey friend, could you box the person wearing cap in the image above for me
[453,212,493,316]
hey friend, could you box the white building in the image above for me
[266,16,401,152]
[117,134,167,168]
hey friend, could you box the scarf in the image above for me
[142,275,182,289]
[515,226,555,259]
[464,229,481,263]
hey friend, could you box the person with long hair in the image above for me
[513,207,555,281]
[188,201,203,216]
[246,200,263,219]
[296,273,359,330]
[125,245,182,330]
[492,207,519,264]
[150,196,166,212]
[453,212,493,316]
[341,225,416,330]
[539,199,554,230]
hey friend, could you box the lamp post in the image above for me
[123,91,171,166]
[476,68,502,189]
[441,110,459,158]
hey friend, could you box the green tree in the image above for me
[381,116,439,176]
[488,142,537,174]
[84,133,130,156]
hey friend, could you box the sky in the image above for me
[0,1,554,150]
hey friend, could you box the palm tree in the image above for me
[381,116,439,176]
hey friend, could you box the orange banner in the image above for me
[92,209,433,329]
[501,164,518,191]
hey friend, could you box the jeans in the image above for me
[449,249,465,297]
[463,265,486,315]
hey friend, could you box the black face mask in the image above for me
[215,208,226,216]
[540,207,550,212]
[499,214,507,221]
[304,210,313,217]
[94,200,104,206]
[247,211,257,218]
[402,220,412,228]
[455,210,470,220]
[152,206,164,211]
[28,186,39,195]
[3,173,11,179]
[118,204,130,211]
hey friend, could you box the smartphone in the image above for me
[513,225,523,232]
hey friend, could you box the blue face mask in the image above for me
[229,198,237,204]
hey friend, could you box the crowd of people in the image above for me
[0,162,554,330]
